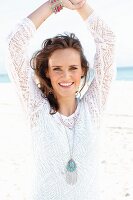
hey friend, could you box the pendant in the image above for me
[65,159,77,185]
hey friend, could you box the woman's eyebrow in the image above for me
[51,65,79,68]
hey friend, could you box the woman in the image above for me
[7,0,116,199]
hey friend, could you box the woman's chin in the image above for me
[56,92,76,100]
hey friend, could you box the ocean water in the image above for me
[0,66,133,83]
[116,67,133,81]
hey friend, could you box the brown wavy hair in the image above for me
[30,33,89,114]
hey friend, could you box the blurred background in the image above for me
[0,0,133,199]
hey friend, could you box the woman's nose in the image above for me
[62,71,70,79]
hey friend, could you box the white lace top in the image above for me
[7,12,116,200]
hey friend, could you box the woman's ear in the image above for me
[81,68,85,78]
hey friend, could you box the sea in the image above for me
[0,66,133,83]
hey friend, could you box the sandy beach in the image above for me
[0,81,133,200]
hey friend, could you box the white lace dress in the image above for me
[7,12,116,200]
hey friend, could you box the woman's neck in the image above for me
[57,97,77,117]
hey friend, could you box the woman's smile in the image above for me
[58,82,74,88]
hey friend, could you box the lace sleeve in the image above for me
[84,12,116,121]
[7,18,45,114]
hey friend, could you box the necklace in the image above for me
[59,112,78,185]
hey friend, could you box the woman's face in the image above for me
[47,48,84,99]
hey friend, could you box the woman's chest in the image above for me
[31,108,99,165]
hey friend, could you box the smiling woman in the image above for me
[6,0,116,199]
[31,34,88,114]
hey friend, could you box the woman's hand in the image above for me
[62,0,93,20]
[63,0,86,10]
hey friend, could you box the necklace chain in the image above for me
[58,100,80,157]
[59,114,76,157]
[58,100,80,185]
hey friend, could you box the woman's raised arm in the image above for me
[77,2,116,123]
[28,0,86,29]
[27,1,52,29]
[77,1,94,20]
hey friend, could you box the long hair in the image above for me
[30,33,89,114]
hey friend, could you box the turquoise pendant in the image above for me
[66,159,77,172]
[65,159,77,185]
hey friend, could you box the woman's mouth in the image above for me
[58,82,74,87]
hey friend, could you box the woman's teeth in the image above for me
[59,82,73,87]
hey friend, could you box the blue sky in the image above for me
[0,0,133,73]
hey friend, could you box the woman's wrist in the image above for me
[49,0,64,14]
[77,2,94,20]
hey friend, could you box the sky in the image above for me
[0,0,133,73]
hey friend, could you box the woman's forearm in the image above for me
[27,1,52,29]
[77,2,94,20]
[27,0,90,28]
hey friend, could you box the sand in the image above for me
[0,81,133,200]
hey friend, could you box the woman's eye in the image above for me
[70,67,78,70]
[53,68,61,71]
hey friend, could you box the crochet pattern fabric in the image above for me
[7,12,116,200]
